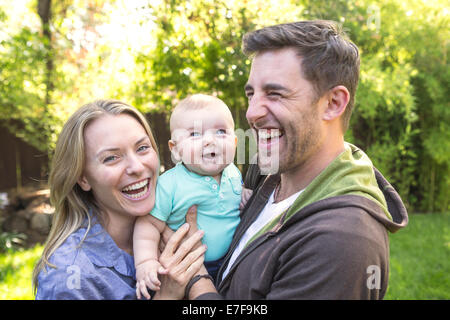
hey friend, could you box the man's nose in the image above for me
[125,153,145,175]
[246,94,268,125]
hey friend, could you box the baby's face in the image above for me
[170,104,237,177]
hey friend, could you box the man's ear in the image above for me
[77,175,91,192]
[323,85,350,121]
[168,140,181,163]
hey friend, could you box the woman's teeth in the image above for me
[122,179,148,191]
[122,179,149,199]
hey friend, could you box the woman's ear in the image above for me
[168,140,181,163]
[77,175,92,191]
[322,85,350,121]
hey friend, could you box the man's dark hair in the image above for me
[242,20,360,132]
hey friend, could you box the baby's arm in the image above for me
[133,215,167,299]
[239,187,254,211]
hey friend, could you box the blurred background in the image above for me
[0,0,448,299]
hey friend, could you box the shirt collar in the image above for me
[79,217,136,279]
[178,162,238,181]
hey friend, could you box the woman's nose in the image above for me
[125,153,145,175]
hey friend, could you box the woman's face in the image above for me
[78,114,159,219]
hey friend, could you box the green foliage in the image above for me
[0,244,43,300]
[0,27,51,151]
[0,232,27,252]
[132,0,305,128]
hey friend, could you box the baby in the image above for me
[133,94,252,299]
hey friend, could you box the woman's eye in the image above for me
[137,145,150,152]
[103,155,118,163]
[216,129,227,135]
[245,91,253,99]
[190,132,201,137]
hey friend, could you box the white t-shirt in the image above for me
[222,188,304,280]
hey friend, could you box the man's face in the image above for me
[245,47,326,175]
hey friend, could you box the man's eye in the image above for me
[268,92,281,97]
[190,132,201,137]
[245,91,253,99]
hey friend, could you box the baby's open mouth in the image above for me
[203,152,217,159]
[121,178,149,199]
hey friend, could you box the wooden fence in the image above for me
[0,125,49,191]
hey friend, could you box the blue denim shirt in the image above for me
[35,219,136,300]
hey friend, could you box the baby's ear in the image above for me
[168,140,181,163]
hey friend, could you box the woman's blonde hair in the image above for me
[32,100,158,293]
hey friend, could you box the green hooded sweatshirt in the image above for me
[245,142,392,247]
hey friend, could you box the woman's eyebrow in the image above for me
[96,136,149,158]
[135,136,150,146]
[96,147,119,159]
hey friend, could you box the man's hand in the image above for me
[240,187,253,211]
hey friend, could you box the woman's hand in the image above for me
[153,220,206,300]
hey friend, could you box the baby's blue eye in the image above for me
[216,129,227,135]
[190,132,201,137]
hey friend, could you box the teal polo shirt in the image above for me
[150,162,242,261]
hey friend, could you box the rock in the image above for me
[30,213,51,235]
[4,215,29,233]
[18,188,50,209]
[16,209,33,220]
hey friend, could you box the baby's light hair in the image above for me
[170,94,234,133]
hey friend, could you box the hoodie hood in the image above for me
[283,142,408,232]
[246,142,408,244]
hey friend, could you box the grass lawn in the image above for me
[0,244,43,299]
[384,212,450,299]
[0,213,448,300]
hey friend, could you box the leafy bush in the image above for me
[0,232,27,252]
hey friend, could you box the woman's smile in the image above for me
[121,178,151,200]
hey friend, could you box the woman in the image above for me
[32,100,205,299]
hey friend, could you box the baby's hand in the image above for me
[135,259,168,300]
[239,187,253,211]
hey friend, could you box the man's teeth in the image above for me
[122,179,148,192]
[259,129,282,139]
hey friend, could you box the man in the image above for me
[174,20,408,300]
